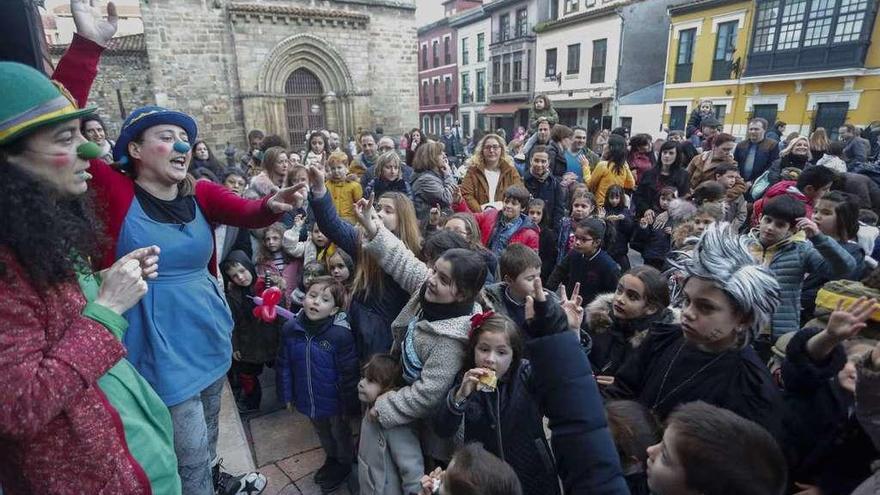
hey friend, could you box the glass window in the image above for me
[499,14,510,41]
[433,80,440,104]
[462,113,470,136]
[712,21,738,80]
[713,104,727,123]
[445,77,452,103]
[591,39,607,84]
[835,0,868,42]
[752,0,870,52]
[516,8,528,37]
[565,0,580,14]
[421,45,428,69]
[461,37,469,65]
[512,54,523,92]
[461,73,470,103]
[476,70,486,102]
[804,0,836,46]
[502,54,511,93]
[444,37,452,65]
[567,44,581,74]
[674,29,695,83]
[546,48,558,77]
[477,33,485,62]
[777,0,806,49]
[754,0,780,52]
[422,81,428,105]
[491,57,501,94]
[432,40,439,66]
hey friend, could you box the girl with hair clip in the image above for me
[304,130,329,170]
[306,164,423,361]
[605,223,785,437]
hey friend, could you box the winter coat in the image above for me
[527,106,559,131]
[843,136,870,166]
[630,215,671,264]
[225,252,282,364]
[481,282,562,338]
[363,176,411,202]
[588,161,635,206]
[433,360,562,495]
[767,154,811,184]
[604,204,634,261]
[360,163,415,193]
[364,227,482,429]
[357,417,424,495]
[0,247,150,495]
[851,353,880,495]
[686,108,713,138]
[801,240,865,318]
[555,216,578,265]
[838,171,880,216]
[411,169,456,220]
[281,226,336,268]
[780,328,877,495]
[544,140,570,177]
[752,180,813,227]
[460,159,524,213]
[748,232,858,337]
[627,152,654,185]
[585,293,678,376]
[632,166,689,216]
[310,192,410,361]
[734,138,780,183]
[326,179,363,224]
[525,172,565,230]
[686,151,748,201]
[547,249,621,307]
[606,323,783,436]
[453,202,540,252]
[276,311,359,419]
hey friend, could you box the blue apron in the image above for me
[117,196,233,406]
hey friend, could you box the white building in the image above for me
[451,6,492,137]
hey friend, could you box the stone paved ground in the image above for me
[237,367,357,495]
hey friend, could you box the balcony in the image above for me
[490,77,531,99]
[491,23,533,45]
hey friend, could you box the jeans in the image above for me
[169,376,225,495]
[310,415,354,465]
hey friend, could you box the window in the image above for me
[669,106,687,131]
[421,81,429,105]
[491,57,501,94]
[444,77,452,103]
[835,0,868,43]
[502,55,511,93]
[674,28,696,83]
[477,114,486,131]
[754,0,870,52]
[476,69,486,102]
[752,103,778,125]
[711,21,738,80]
[433,115,441,134]
[432,40,439,66]
[512,54,523,91]
[462,113,470,136]
[421,44,428,70]
[804,0,836,46]
[620,117,632,130]
[546,48,558,78]
[423,115,430,131]
[713,104,727,124]
[462,37,469,65]
[433,79,440,104]
[814,102,849,139]
[499,14,510,42]
[777,0,806,50]
[516,8,528,37]
[444,37,451,65]
[565,0,580,14]
[461,73,471,103]
[591,39,607,84]
[444,114,453,128]
[754,0,780,52]
[567,43,581,74]
[477,33,485,61]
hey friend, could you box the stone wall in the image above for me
[50,50,154,138]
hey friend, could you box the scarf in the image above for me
[488,214,525,254]
[419,285,474,322]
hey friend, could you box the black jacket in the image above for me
[547,249,621,307]
[224,250,282,364]
[632,166,689,217]
[544,140,570,177]
[524,173,565,230]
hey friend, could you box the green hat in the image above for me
[0,62,96,146]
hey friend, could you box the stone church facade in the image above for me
[60,0,420,153]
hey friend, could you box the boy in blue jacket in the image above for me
[277,276,359,492]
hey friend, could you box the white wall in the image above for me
[457,16,491,136]
[618,103,664,136]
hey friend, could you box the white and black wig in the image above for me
[678,223,781,340]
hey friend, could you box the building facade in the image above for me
[451,6,492,138]
[663,0,880,139]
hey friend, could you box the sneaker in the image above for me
[216,471,267,495]
[317,462,350,493]
[313,457,339,484]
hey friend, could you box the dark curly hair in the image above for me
[0,153,105,289]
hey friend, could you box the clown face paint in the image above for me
[8,119,91,196]
[129,124,191,188]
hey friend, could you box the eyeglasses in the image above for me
[574,236,595,243]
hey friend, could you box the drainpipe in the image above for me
[613,8,625,129]
[661,9,673,135]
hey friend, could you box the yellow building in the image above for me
[663,0,880,140]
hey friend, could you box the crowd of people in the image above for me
[6,3,880,495]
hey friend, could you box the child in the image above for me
[800,191,866,320]
[363,151,412,200]
[290,260,329,312]
[326,249,355,287]
[524,145,565,230]
[527,94,559,132]
[749,194,858,337]
[222,251,281,414]
[276,276,359,492]
[605,400,660,495]
[419,443,524,495]
[326,150,363,223]
[752,163,837,227]
[357,354,424,495]
[527,198,559,280]
[603,184,635,272]
[712,164,747,233]
[646,401,786,495]
[305,130,329,170]
[631,187,676,269]
[586,265,674,378]
[454,185,540,255]
[555,190,598,265]
[588,135,635,206]
[442,212,499,284]
[548,217,621,307]
[255,222,299,306]
[283,221,336,269]
[815,140,848,173]
[685,98,714,140]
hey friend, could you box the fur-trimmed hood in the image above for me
[585,292,680,348]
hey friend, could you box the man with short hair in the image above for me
[348,132,378,178]
[698,116,721,151]
[441,126,463,165]
[734,117,779,190]
[327,130,341,152]
[565,126,601,178]
[359,135,413,190]
[240,129,264,169]
[525,118,553,166]
[839,123,869,167]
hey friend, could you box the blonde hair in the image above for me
[327,150,349,167]
[352,192,423,298]
[472,133,514,171]
[780,135,811,160]
[262,146,288,177]
[376,150,402,179]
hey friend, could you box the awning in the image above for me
[479,102,526,116]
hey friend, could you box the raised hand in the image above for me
[450,184,462,205]
[796,217,821,238]
[267,182,307,213]
[524,277,546,321]
[71,0,118,47]
[353,193,379,240]
[558,283,585,331]
[826,297,879,340]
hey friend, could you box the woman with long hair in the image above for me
[405,127,424,166]
[190,140,225,180]
[588,134,635,206]
[633,141,689,216]
[245,146,290,199]
[411,141,457,221]
[306,163,423,361]
[767,135,812,183]
[809,127,831,164]
[460,134,523,212]
[627,133,655,184]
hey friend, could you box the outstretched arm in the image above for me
[51,1,118,107]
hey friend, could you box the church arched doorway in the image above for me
[285,68,325,149]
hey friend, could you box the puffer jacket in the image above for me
[454,202,540,253]
[364,227,482,429]
[411,169,455,220]
[747,232,857,337]
[276,311,359,419]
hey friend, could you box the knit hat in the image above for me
[0,62,96,146]
[112,105,198,169]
